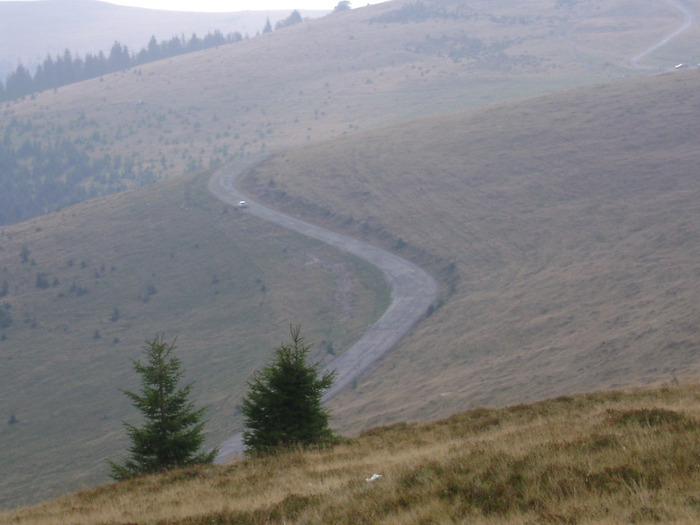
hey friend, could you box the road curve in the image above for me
[207,156,439,463]
[629,0,695,67]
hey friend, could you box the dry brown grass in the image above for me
[4,381,700,524]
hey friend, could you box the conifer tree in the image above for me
[242,325,336,454]
[109,335,216,480]
[263,17,273,34]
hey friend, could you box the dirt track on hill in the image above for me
[629,0,695,67]
[208,157,438,463]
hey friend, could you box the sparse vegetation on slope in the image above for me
[3,0,700,511]
[241,70,700,435]
[0,166,389,508]
[4,382,700,524]
[2,0,689,224]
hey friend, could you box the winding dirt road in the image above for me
[208,157,438,463]
[629,0,695,67]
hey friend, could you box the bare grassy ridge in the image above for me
[241,70,700,433]
[4,382,700,524]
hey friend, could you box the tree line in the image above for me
[0,7,321,103]
[109,326,336,480]
[0,30,242,103]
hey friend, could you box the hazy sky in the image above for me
[1,0,381,12]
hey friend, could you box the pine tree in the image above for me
[262,17,273,34]
[242,325,336,455]
[109,335,216,480]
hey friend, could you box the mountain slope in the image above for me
[239,69,700,432]
[0,165,389,508]
[3,0,694,207]
[2,0,700,510]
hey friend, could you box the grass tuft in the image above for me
[607,407,696,428]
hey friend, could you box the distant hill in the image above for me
[3,0,694,226]
[0,0,327,78]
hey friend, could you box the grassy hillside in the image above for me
[0,165,389,508]
[3,0,700,510]
[3,381,700,524]
[240,69,700,432]
[3,0,694,208]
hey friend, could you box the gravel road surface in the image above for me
[208,157,438,463]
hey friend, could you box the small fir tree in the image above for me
[242,325,336,454]
[109,334,216,480]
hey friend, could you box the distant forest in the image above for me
[0,117,156,225]
[0,9,308,103]
[0,30,243,103]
